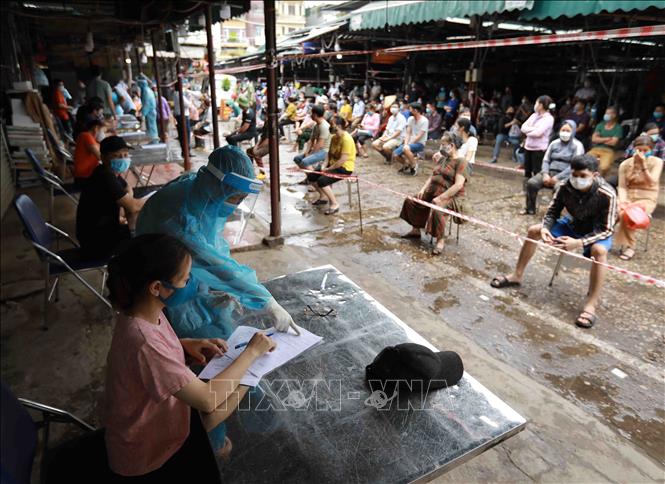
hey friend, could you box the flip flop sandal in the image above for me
[490,275,521,288]
[324,207,339,215]
[519,209,535,215]
[312,199,328,206]
[619,248,635,261]
[400,232,421,239]
[432,247,444,255]
[575,311,597,329]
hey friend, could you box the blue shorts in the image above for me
[394,142,424,157]
[549,216,612,257]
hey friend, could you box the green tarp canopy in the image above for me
[519,0,665,20]
[349,0,534,31]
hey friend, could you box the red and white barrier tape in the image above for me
[290,166,665,289]
[384,25,665,53]
[214,25,665,74]
[473,161,524,174]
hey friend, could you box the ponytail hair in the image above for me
[107,234,191,312]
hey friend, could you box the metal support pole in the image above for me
[263,0,282,243]
[151,30,165,142]
[134,47,142,76]
[176,58,191,171]
[205,5,220,149]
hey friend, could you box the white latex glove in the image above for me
[264,298,300,335]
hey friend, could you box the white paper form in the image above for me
[198,325,323,386]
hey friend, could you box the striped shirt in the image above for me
[542,178,617,246]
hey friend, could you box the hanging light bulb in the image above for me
[336,54,342,60]
[334,40,341,52]
[125,58,132,64]
[84,30,94,53]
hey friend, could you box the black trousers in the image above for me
[278,119,295,137]
[523,149,545,179]
[226,130,257,146]
[108,409,220,483]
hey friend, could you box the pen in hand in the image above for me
[235,332,275,349]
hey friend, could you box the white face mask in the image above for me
[96,131,106,142]
[390,107,398,114]
[570,176,592,190]
[559,131,572,142]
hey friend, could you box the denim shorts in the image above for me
[549,216,612,257]
[394,142,425,157]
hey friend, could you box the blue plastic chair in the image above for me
[24,148,80,222]
[13,194,111,329]
[0,381,110,484]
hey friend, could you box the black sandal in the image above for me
[400,232,421,239]
[490,275,521,288]
[575,311,597,329]
[312,199,328,206]
[324,207,339,215]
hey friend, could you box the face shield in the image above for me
[201,163,263,244]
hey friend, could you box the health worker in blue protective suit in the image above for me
[136,145,295,453]
[135,145,299,339]
[137,77,159,143]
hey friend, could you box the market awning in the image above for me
[349,0,534,31]
[519,0,665,20]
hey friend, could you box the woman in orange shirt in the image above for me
[74,118,103,184]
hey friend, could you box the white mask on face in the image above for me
[570,176,592,190]
[559,131,572,142]
[390,107,398,114]
[96,131,106,142]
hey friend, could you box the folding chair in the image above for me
[45,128,74,177]
[0,381,111,484]
[13,194,111,329]
[25,148,80,222]
[446,216,461,244]
[232,190,261,245]
[345,176,364,234]
[643,224,651,252]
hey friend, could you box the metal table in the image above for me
[218,265,526,483]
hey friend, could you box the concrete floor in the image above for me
[1,135,663,482]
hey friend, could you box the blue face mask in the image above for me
[159,274,199,307]
[642,150,653,157]
[653,111,663,119]
[110,158,131,173]
[650,134,660,142]
[603,114,612,122]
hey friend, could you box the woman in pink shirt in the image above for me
[520,95,554,192]
[104,233,276,480]
[352,103,381,158]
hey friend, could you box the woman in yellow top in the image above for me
[307,115,356,215]
[615,134,663,260]
[339,97,353,123]
[278,96,298,138]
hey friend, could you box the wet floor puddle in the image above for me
[544,373,664,463]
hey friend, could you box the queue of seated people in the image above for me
[276,88,660,335]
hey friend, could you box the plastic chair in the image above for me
[13,194,111,329]
[25,148,80,222]
[0,381,110,484]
